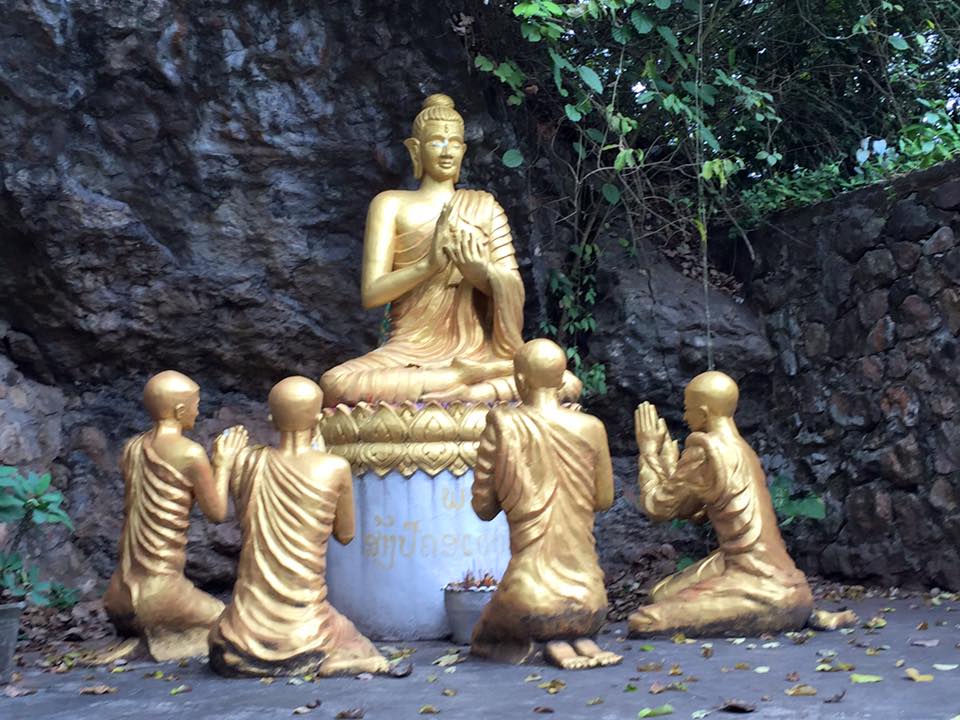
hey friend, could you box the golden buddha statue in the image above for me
[469,339,622,670]
[320,94,580,406]
[208,377,390,678]
[103,370,247,661]
[628,371,814,637]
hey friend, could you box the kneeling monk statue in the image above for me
[629,371,814,637]
[319,93,580,405]
[104,370,245,661]
[209,376,389,677]
[469,339,622,670]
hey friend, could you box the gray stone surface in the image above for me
[4,598,960,719]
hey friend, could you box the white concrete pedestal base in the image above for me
[326,468,509,641]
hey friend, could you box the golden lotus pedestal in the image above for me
[319,401,511,641]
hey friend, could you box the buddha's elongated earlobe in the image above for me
[403,137,422,179]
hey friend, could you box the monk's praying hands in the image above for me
[634,401,668,456]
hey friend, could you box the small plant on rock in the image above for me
[0,466,77,607]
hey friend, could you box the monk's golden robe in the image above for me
[209,447,381,677]
[631,431,813,636]
[103,434,224,660]
[470,406,608,660]
[320,189,525,406]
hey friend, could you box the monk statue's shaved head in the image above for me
[268,376,324,432]
[143,370,200,421]
[515,339,567,390]
[684,371,739,418]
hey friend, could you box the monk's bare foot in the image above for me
[320,654,391,677]
[545,641,599,670]
[572,638,623,667]
[628,606,667,636]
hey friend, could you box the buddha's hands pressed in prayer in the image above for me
[428,203,456,272]
[445,227,491,289]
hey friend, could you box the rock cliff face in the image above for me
[1,1,958,593]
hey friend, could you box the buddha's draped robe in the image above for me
[631,431,813,635]
[103,434,224,656]
[470,406,608,653]
[209,447,380,676]
[320,189,525,405]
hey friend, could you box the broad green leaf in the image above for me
[602,183,621,205]
[578,65,604,94]
[653,0,671,9]
[565,104,583,122]
[631,10,654,34]
[585,128,605,143]
[657,25,679,48]
[502,149,524,168]
[474,54,495,72]
[637,705,674,718]
[614,148,634,171]
[888,34,909,50]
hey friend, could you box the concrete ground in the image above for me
[3,598,960,720]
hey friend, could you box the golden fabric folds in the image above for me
[211,447,379,671]
[103,434,223,654]
[321,189,524,405]
[472,406,607,641]
[630,429,812,636]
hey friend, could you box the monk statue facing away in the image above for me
[628,371,814,637]
[103,370,247,661]
[469,339,622,670]
[209,377,390,678]
[320,93,580,405]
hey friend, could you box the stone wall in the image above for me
[737,161,960,589]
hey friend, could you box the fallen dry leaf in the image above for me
[538,679,566,695]
[785,671,800,682]
[532,708,555,714]
[431,650,464,667]
[441,688,457,697]
[911,638,939,648]
[389,660,413,678]
[80,684,118,695]
[2,685,37,698]
[823,690,845,704]
[169,684,191,696]
[916,621,928,630]
[637,662,663,672]
[335,710,365,719]
[701,644,714,658]
[524,673,542,683]
[637,704,674,718]
[904,667,934,682]
[734,663,750,671]
[586,697,603,705]
[418,706,440,715]
[784,683,817,696]
[668,664,682,676]
[850,673,882,683]
[650,681,687,694]
[934,663,959,671]
[292,707,314,716]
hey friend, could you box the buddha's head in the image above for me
[514,338,567,399]
[404,94,466,183]
[683,371,739,431]
[143,370,200,430]
[268,376,324,433]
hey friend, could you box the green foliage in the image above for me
[742,100,960,222]
[768,474,826,527]
[465,0,960,374]
[0,466,72,529]
[0,466,77,607]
